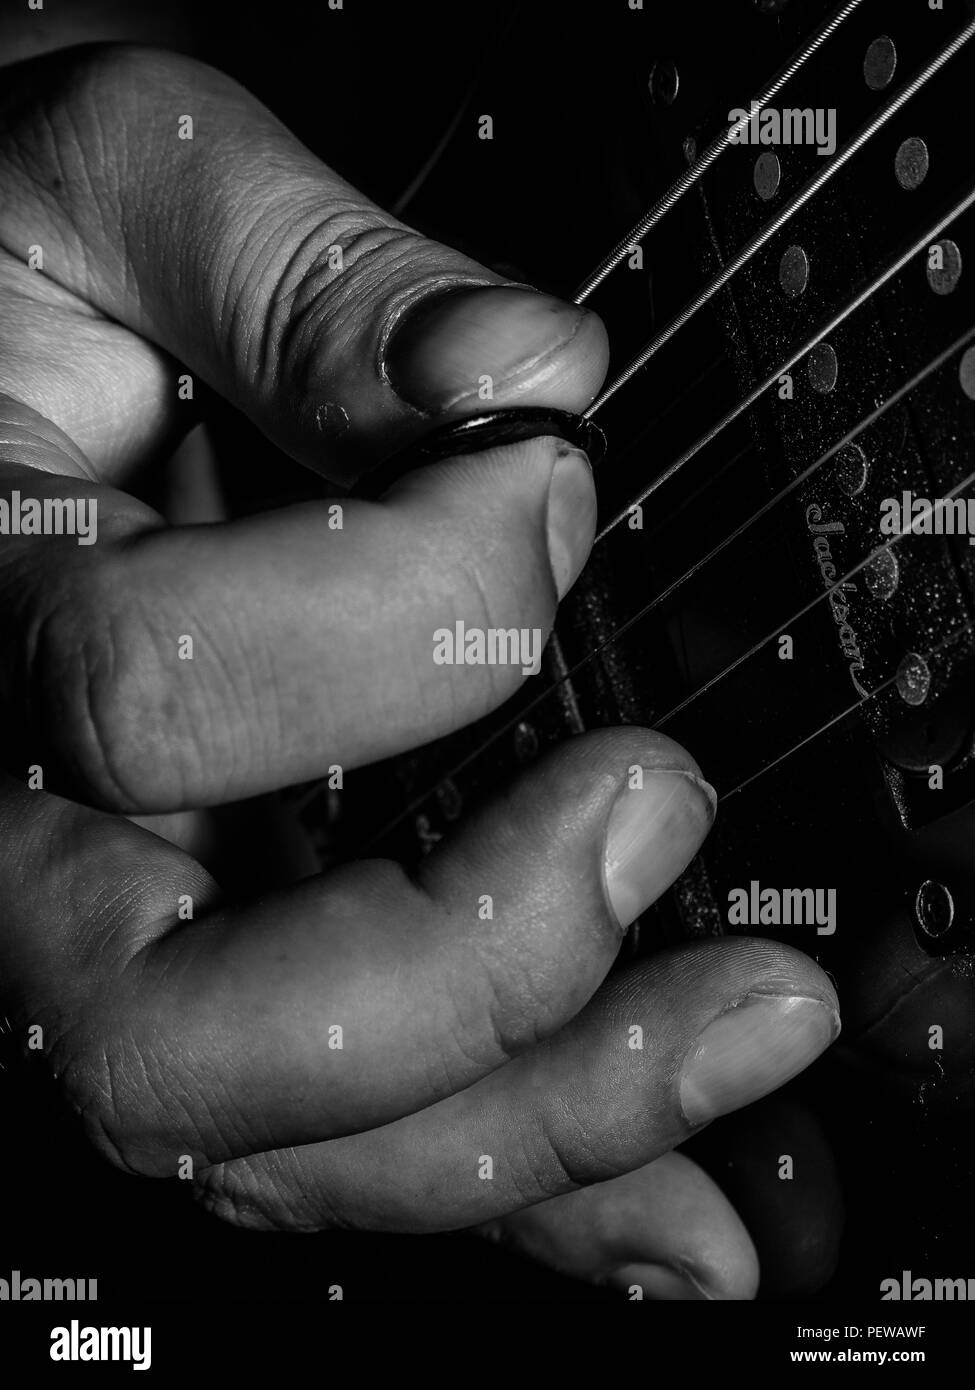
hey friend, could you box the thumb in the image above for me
[0,44,608,483]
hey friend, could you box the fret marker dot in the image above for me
[833,443,869,496]
[895,138,929,191]
[808,343,838,393]
[779,245,809,297]
[896,652,931,707]
[865,548,899,601]
[753,152,780,201]
[648,60,679,107]
[864,36,897,91]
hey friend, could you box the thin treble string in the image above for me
[657,472,975,730]
[719,622,970,802]
[593,180,975,545]
[585,15,975,417]
[356,385,975,855]
[350,29,975,851]
[602,320,975,655]
[572,0,866,302]
[356,384,975,854]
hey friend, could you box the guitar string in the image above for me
[656,472,975,728]
[593,180,975,543]
[717,622,969,802]
[573,0,866,301]
[534,322,975,738]
[605,321,975,663]
[354,34,975,849]
[358,444,975,852]
[391,2,523,216]
[567,20,975,782]
[355,184,975,848]
[584,15,975,418]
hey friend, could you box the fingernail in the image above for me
[385,286,586,411]
[609,1263,714,1301]
[603,769,717,930]
[680,994,841,1126]
[546,446,596,600]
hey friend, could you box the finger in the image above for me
[0,423,595,810]
[479,1150,759,1301]
[0,728,714,1174]
[198,938,840,1232]
[0,44,609,482]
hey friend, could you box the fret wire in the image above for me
[719,625,970,803]
[593,181,975,545]
[585,16,975,418]
[572,0,867,302]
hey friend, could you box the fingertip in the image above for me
[609,1244,760,1301]
[546,443,597,599]
[385,430,597,612]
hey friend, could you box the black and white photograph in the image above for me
[0,0,973,1368]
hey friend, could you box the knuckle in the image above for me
[436,982,518,1088]
[23,562,201,811]
[453,550,537,708]
[466,945,553,1065]
[26,568,146,810]
[259,216,424,391]
[532,1097,618,1197]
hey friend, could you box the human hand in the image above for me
[0,43,840,1299]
